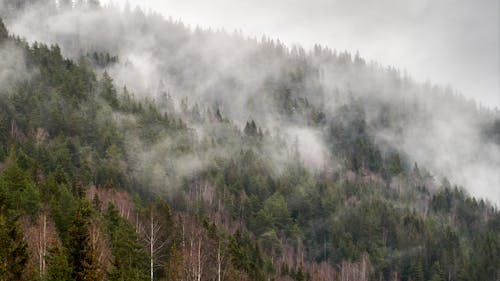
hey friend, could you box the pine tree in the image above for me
[215,108,223,122]
[430,261,444,281]
[244,120,258,137]
[68,200,103,281]
[105,204,148,281]
[0,18,8,42]
[166,243,183,281]
[410,259,424,281]
[0,214,29,281]
[46,247,72,281]
[100,71,119,108]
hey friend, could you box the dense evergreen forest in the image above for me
[0,1,499,280]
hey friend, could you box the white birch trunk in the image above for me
[150,211,154,281]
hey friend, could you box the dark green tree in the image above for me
[0,214,28,281]
[46,247,73,281]
[0,18,8,41]
[429,261,444,281]
[105,204,148,281]
[100,71,119,108]
[68,200,103,281]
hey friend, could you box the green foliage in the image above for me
[105,204,148,281]
[42,176,77,243]
[68,200,103,281]
[328,101,385,174]
[0,19,498,281]
[0,214,28,281]
[229,231,267,281]
[0,160,41,218]
[0,18,8,42]
[88,52,118,68]
[429,261,444,281]
[166,242,183,281]
[244,120,263,139]
[254,192,293,235]
[46,247,73,281]
[100,72,119,109]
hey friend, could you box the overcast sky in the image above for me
[103,0,499,108]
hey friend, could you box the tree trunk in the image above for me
[217,240,221,281]
[38,213,47,279]
[42,214,46,276]
[150,212,154,281]
[197,238,201,281]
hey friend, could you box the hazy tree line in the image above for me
[0,1,499,280]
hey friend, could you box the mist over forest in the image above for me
[0,1,499,281]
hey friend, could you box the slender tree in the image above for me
[0,212,28,281]
[0,18,8,41]
[68,200,104,281]
[140,205,168,281]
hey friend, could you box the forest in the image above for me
[0,1,499,281]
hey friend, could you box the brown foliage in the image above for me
[87,185,134,219]
[21,213,60,279]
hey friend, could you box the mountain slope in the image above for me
[0,2,499,281]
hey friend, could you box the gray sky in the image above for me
[103,0,499,108]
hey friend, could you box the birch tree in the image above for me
[22,210,59,279]
[140,205,169,281]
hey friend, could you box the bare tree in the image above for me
[39,213,47,277]
[311,261,336,281]
[141,206,167,281]
[178,215,217,281]
[88,218,111,272]
[22,211,59,279]
[339,253,370,281]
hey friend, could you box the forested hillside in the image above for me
[0,1,499,281]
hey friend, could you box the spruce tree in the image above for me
[46,247,72,281]
[105,204,148,281]
[0,214,28,281]
[100,71,119,108]
[0,18,8,42]
[430,261,444,281]
[68,200,102,281]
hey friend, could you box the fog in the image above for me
[0,42,32,91]
[1,0,499,205]
[102,0,500,109]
